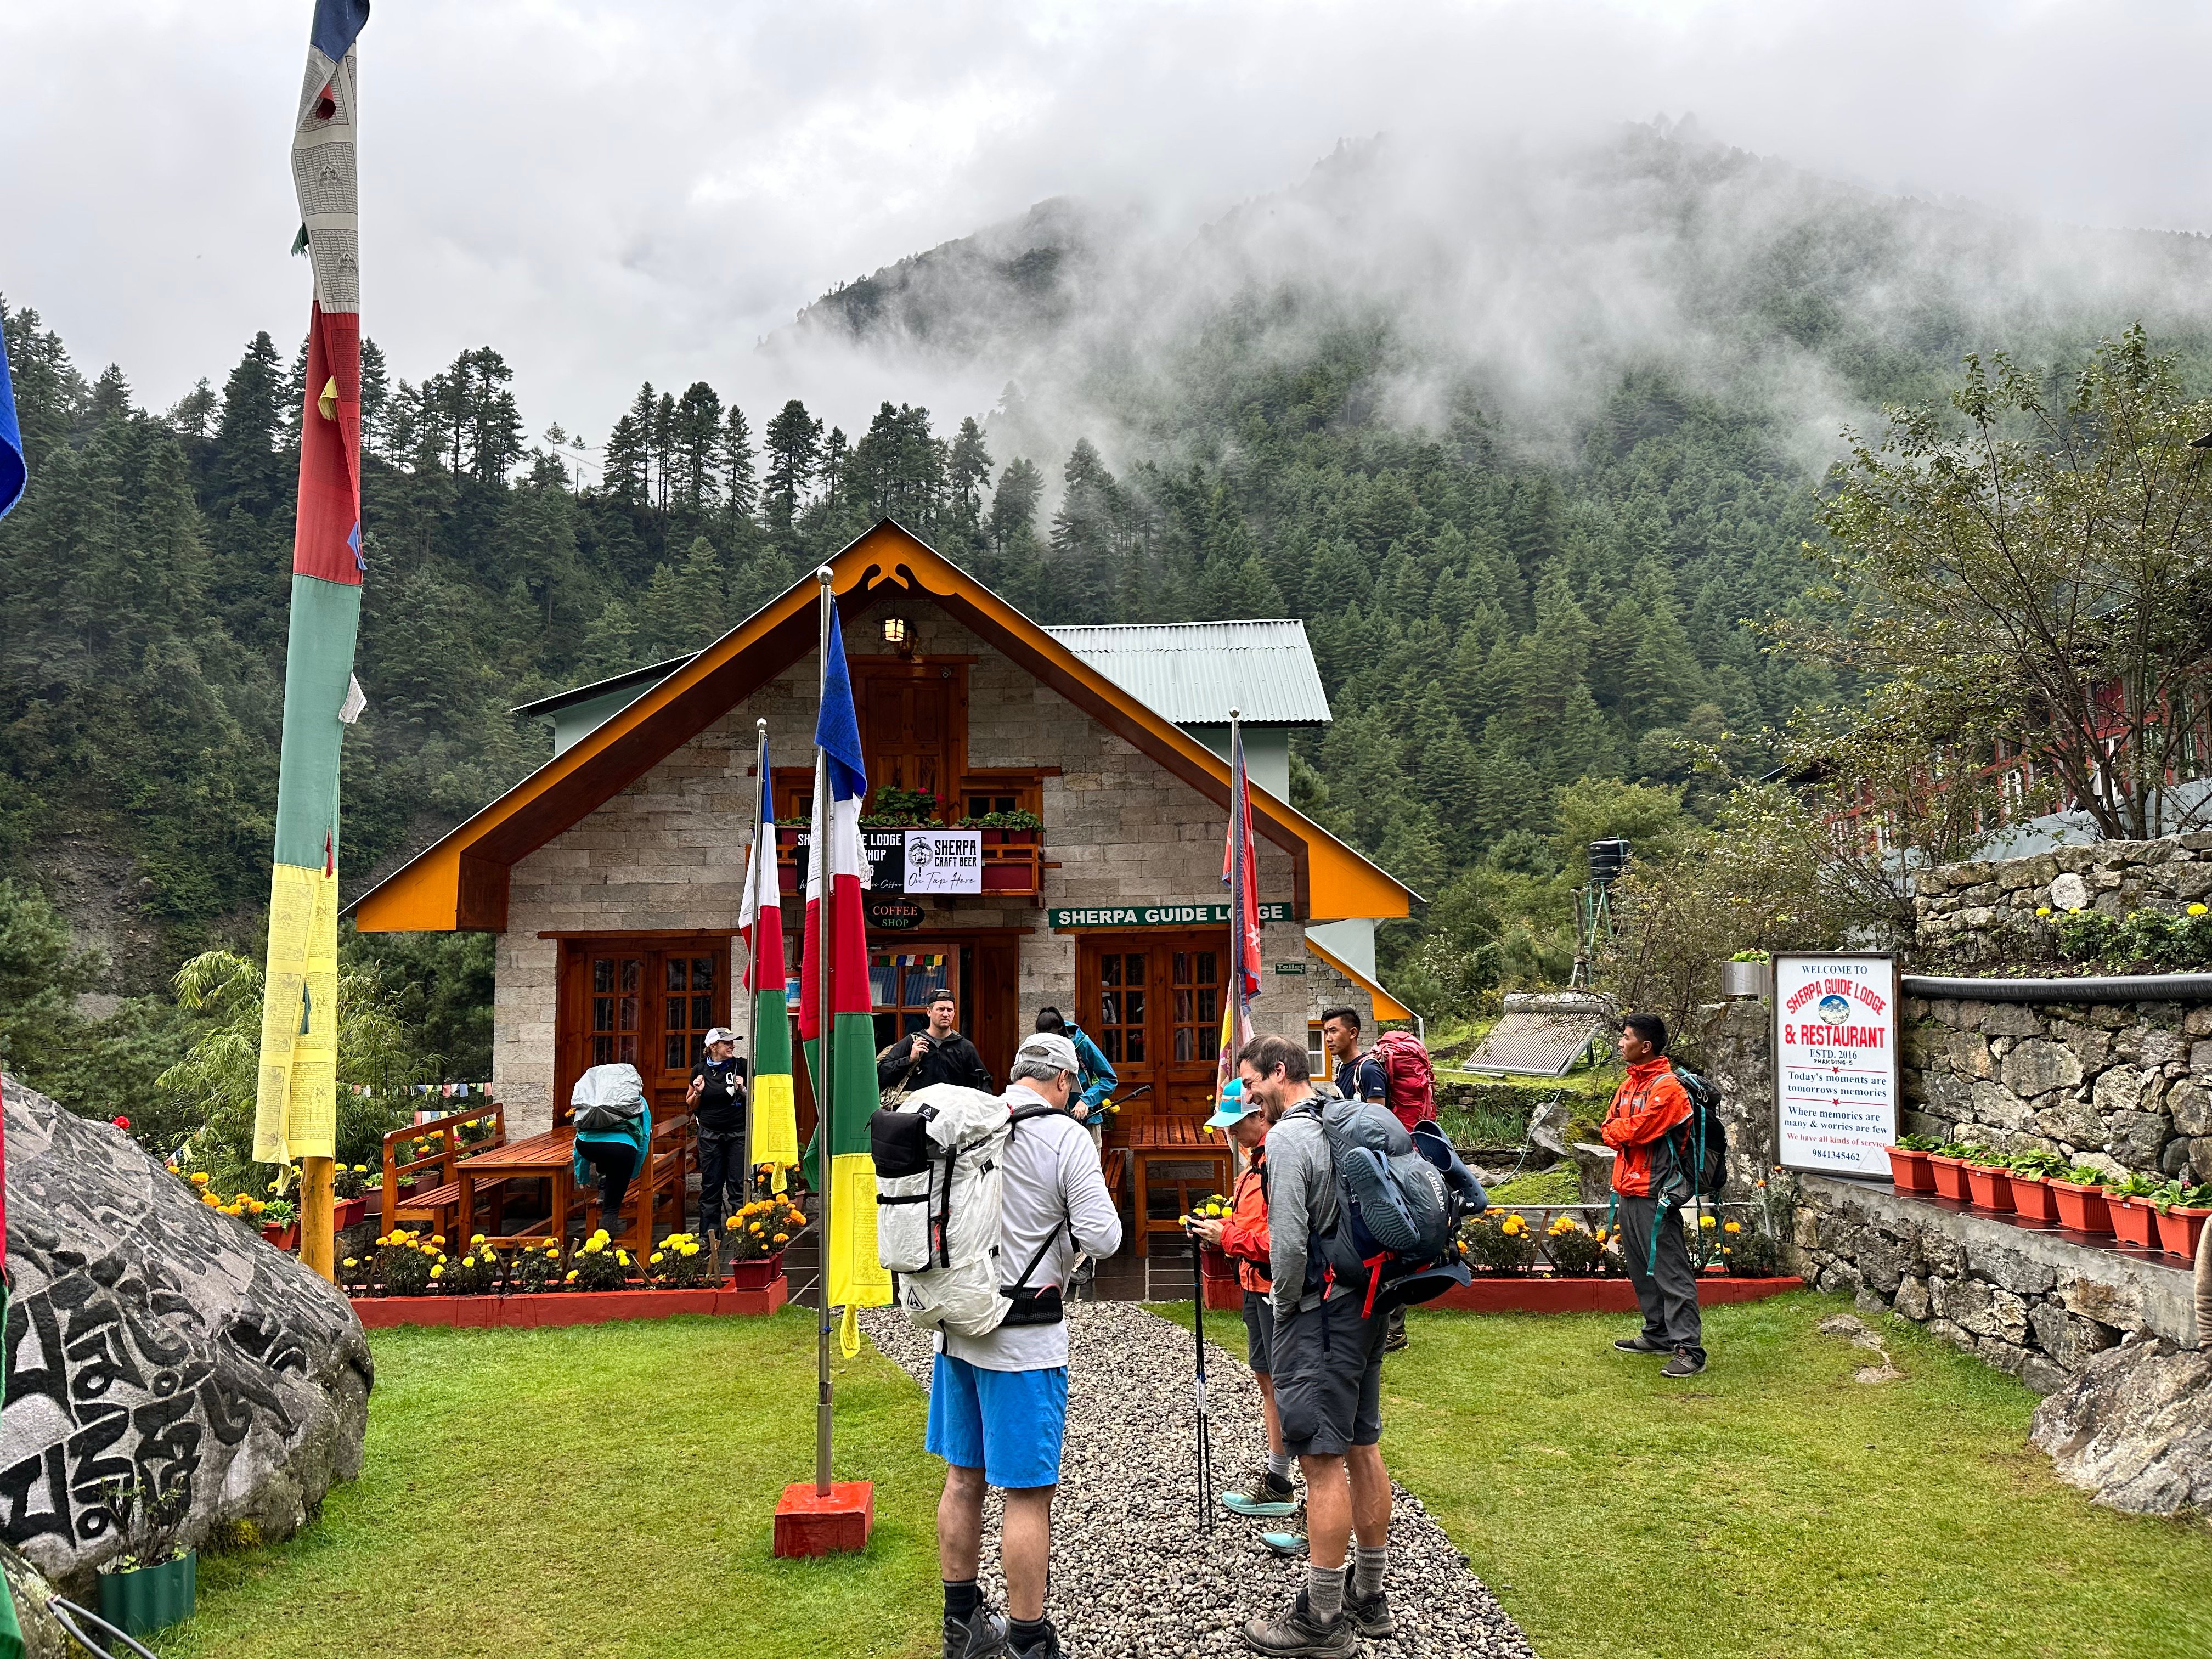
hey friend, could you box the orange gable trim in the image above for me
[349,521,1414,933]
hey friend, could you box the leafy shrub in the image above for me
[1895,1133,1940,1152]
[2152,1180,2212,1212]
[2057,1165,2108,1186]
[648,1232,714,1288]
[568,1229,633,1290]
[2008,1148,2067,1179]
[510,1241,567,1293]
[440,1238,504,1294]
[2104,1170,2163,1199]
[726,1196,808,1262]
[1722,1223,1780,1277]
[2052,905,2212,974]
[1540,1215,1604,1277]
[371,1228,441,1296]
[1461,1212,1538,1275]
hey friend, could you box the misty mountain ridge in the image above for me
[787,120,2212,470]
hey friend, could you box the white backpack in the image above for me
[870,1084,1061,1337]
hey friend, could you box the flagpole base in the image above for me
[772,1480,874,1558]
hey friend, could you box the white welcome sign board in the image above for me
[1774,952,1899,1177]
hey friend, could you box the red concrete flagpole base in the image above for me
[773,1480,874,1557]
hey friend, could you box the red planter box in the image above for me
[2155,1205,2210,1261]
[335,1197,368,1231]
[726,1251,786,1291]
[1928,1156,1972,1202]
[1885,1147,1936,1194]
[261,1223,299,1251]
[1199,1244,1239,1282]
[2108,1195,2160,1250]
[2049,1180,2112,1235]
[1202,1275,1242,1311]
[2009,1174,2062,1226]
[1964,1165,2015,1214]
[352,1278,788,1330]
[1426,1273,1802,1315]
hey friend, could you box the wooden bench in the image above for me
[381,1103,507,1242]
[562,1111,696,1250]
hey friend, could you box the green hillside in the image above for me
[4,121,2208,1121]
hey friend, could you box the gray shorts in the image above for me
[1271,1291,1387,1458]
[1242,1289,1274,1375]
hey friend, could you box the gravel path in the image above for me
[862,1302,1537,1658]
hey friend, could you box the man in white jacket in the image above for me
[933,1031,1123,1659]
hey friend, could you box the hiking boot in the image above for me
[1661,1348,1707,1378]
[1613,1335,1668,1354]
[1007,1619,1063,1659]
[1222,1468,1299,1517]
[942,1608,1009,1659]
[1346,1590,1396,1639]
[1383,1325,1409,1353]
[1242,1590,1355,1656]
[1260,1528,1307,1559]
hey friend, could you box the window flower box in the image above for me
[2008,1172,2062,1226]
[1963,1163,2014,1214]
[2048,1177,2112,1235]
[2107,1194,2159,1250]
[2155,1204,2209,1261]
[1927,1154,1972,1203]
[1885,1146,1936,1194]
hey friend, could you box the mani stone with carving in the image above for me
[0,1077,370,1589]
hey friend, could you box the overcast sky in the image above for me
[8,0,2211,453]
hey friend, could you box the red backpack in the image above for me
[1364,1031,1436,1131]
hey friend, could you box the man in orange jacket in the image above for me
[1189,1079,1298,1519]
[1603,1012,1706,1377]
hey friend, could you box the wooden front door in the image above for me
[1077,932,1227,1125]
[851,658,968,811]
[556,937,731,1122]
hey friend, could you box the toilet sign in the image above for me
[1774,952,1899,1177]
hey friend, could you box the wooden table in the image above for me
[1122,1117,1234,1258]
[458,1128,577,1250]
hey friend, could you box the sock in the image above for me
[1009,1616,1051,1651]
[1266,1451,1293,1483]
[1306,1562,1346,1624]
[943,1579,980,1623]
[1353,1543,1388,1600]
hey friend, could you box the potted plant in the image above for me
[2006,1148,2068,1224]
[1927,1142,1977,1203]
[94,1475,195,1637]
[1459,1211,1538,1276]
[1183,1194,1239,1281]
[994,808,1042,845]
[331,1162,373,1231]
[2152,1181,2212,1260]
[2103,1171,2164,1249]
[647,1231,716,1288]
[368,1228,443,1297]
[1720,950,1770,999]
[1540,1214,1605,1277]
[510,1239,567,1294]
[1886,1133,1940,1194]
[2048,1166,2114,1235]
[724,1195,807,1289]
[259,1197,299,1250]
[1962,1146,2015,1214]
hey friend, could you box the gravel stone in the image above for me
[863,1302,1539,1658]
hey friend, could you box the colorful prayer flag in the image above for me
[1217,719,1260,1094]
[740,748,798,1187]
[255,0,370,1169]
[800,610,891,1354]
[0,319,26,523]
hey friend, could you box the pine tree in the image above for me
[206,332,287,516]
[719,405,758,524]
[358,338,391,460]
[947,416,992,540]
[672,382,723,516]
[763,398,822,529]
[601,414,649,507]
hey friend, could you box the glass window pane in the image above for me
[667,958,686,991]
[593,998,613,1032]
[1099,1030,1121,1064]
[618,995,636,1031]
[1174,990,1193,1023]
[618,1035,637,1063]
[666,996,685,1030]
[909,961,947,1004]
[594,1035,612,1063]
[1199,989,1218,1026]
[620,960,640,992]
[1126,991,1145,1026]
[1101,956,1121,988]
[593,960,613,994]
[667,1035,685,1069]
[1173,952,1192,985]
[870,962,898,1006]
[693,958,713,991]
[1174,1028,1195,1062]
[1101,991,1120,1025]
[1197,952,1216,986]
[1127,1034,1145,1063]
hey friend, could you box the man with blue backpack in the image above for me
[1603,1012,1709,1378]
[1232,1032,1482,1656]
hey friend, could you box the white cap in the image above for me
[703,1027,738,1047]
[1013,1032,1080,1075]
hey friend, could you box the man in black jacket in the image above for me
[877,990,994,1096]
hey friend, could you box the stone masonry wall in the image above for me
[1915,833,2212,968]
[494,606,1341,1132]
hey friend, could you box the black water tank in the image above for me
[1588,838,1632,886]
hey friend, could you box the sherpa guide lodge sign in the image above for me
[1048,901,1293,929]
[1774,952,1899,1177]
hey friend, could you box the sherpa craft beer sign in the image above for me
[1773,952,1899,1177]
[904,830,983,894]
[1048,902,1293,929]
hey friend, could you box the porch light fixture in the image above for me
[881,615,915,658]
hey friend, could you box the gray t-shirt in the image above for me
[941,1087,1123,1373]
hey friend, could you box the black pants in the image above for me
[697,1126,745,1237]
[1620,1194,1705,1361]
[577,1141,639,1234]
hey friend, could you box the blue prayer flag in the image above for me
[0,325,24,521]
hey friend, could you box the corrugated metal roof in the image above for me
[1043,620,1331,726]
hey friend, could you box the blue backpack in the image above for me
[1291,1094,1486,1316]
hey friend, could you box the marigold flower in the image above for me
[769,1235,785,1246]
[1724,1220,1741,1233]
[616,1250,630,1266]
[471,1234,486,1245]
[190,1172,211,1187]
[343,1257,358,1268]
[430,1265,444,1278]
[1699,1214,1717,1229]
[431,1235,447,1246]
[2193,904,2209,918]
[651,1252,665,1264]
[566,1271,579,1283]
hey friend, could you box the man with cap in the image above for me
[933,1030,1122,1659]
[685,1027,748,1237]
[1188,1077,1299,1525]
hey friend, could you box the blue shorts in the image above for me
[924,1353,1068,1490]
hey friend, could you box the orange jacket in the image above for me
[1602,1058,1692,1197]
[1218,1146,1272,1293]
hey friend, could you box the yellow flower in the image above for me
[2192,905,2208,918]
[2036,906,2052,918]
[566,1271,579,1283]
[545,1245,560,1257]
[430,1265,444,1278]
[431,1234,447,1246]
[1723,1220,1741,1233]
[651,1252,665,1264]
[190,1172,210,1187]
[769,1234,786,1245]
[353,1164,368,1173]
[375,1234,390,1246]
[682,1243,701,1256]
[1699,1215,1717,1229]
[583,1238,603,1254]
[471,1234,486,1244]
[590,1228,610,1243]
[343,1257,358,1268]
[615,1250,630,1266]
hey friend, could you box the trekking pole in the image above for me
[1189,1225,1215,1530]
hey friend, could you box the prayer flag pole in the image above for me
[812,571,836,1498]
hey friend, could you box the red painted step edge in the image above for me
[351,1276,788,1329]
[773,1481,874,1558]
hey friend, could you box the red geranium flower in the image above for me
[111,1116,131,1130]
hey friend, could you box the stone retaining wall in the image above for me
[1915,834,2212,968]
[1794,1174,2198,1395]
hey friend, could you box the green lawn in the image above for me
[1154,1293,2209,1659]
[163,1311,943,1659]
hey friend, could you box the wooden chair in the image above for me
[381,1103,507,1242]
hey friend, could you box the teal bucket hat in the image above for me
[1205,1077,1259,1131]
